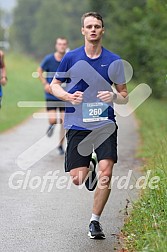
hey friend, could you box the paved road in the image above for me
[0,112,141,252]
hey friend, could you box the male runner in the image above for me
[50,12,128,239]
[37,37,68,155]
[0,50,7,108]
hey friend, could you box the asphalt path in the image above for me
[0,111,142,252]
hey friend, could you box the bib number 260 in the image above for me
[82,102,109,122]
[89,108,102,116]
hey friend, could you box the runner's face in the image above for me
[81,17,104,42]
[55,39,68,54]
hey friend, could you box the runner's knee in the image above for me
[98,160,114,180]
[71,176,82,186]
[70,168,88,186]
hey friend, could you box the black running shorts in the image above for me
[65,123,118,172]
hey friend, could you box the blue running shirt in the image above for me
[55,46,125,130]
[40,53,61,101]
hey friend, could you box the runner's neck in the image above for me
[84,40,102,59]
[54,52,64,62]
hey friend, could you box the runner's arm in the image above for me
[37,66,51,93]
[97,83,128,104]
[0,51,7,86]
[114,83,128,104]
[50,78,83,104]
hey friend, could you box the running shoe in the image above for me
[88,220,106,239]
[46,124,55,137]
[57,145,65,155]
[85,153,97,191]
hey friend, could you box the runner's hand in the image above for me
[68,91,83,105]
[44,83,52,93]
[97,91,115,103]
[0,77,7,85]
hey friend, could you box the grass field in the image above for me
[123,96,167,251]
[0,52,43,132]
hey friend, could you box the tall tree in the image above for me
[89,0,167,97]
[32,0,90,57]
[0,9,5,41]
[11,0,90,57]
[12,0,43,53]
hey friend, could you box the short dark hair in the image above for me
[81,12,104,27]
[56,37,68,43]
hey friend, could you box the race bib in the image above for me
[82,102,109,122]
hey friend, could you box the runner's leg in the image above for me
[66,129,92,183]
[48,109,57,125]
[59,108,65,146]
[46,109,57,137]
[70,167,89,185]
[88,159,114,239]
[92,159,114,216]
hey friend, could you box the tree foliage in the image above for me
[12,0,90,57]
[11,0,167,97]
[0,9,4,41]
[12,0,43,53]
[89,0,167,98]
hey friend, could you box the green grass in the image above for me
[0,52,43,132]
[123,95,167,251]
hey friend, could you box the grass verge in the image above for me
[0,52,43,132]
[123,96,167,251]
